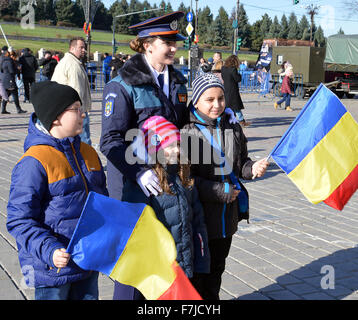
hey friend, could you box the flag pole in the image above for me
[0,24,10,48]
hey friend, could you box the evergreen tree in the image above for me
[287,12,299,39]
[177,2,189,37]
[250,20,263,51]
[260,13,272,38]
[278,14,289,39]
[55,0,76,24]
[109,0,130,33]
[73,0,85,27]
[314,25,325,47]
[237,4,251,48]
[215,6,231,46]
[267,15,280,39]
[92,1,112,30]
[197,6,213,43]
[301,27,310,40]
[0,0,19,18]
[298,15,309,40]
[209,8,231,47]
[337,27,345,34]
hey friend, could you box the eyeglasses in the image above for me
[66,106,85,114]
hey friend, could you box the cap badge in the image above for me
[169,20,178,31]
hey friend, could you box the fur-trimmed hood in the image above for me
[119,53,187,86]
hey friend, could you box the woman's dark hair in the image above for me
[224,55,240,68]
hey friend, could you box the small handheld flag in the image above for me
[67,192,202,300]
[269,84,358,210]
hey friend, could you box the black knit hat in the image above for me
[30,81,82,131]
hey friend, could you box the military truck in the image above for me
[269,35,358,99]
[324,34,358,98]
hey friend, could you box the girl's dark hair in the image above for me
[152,153,194,195]
[224,55,240,68]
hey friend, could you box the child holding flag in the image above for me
[113,115,210,300]
[182,73,269,299]
[6,81,108,300]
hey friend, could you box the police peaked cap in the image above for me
[129,11,186,41]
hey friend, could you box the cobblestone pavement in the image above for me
[0,91,357,300]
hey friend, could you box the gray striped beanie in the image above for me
[191,73,225,106]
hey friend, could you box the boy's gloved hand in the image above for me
[136,169,163,197]
[224,107,238,124]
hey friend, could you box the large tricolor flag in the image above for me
[66,192,202,300]
[269,84,358,210]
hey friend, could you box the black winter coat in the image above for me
[19,52,38,80]
[182,105,254,239]
[221,66,244,112]
[0,56,18,90]
[39,57,57,78]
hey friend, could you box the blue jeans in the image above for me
[80,112,92,145]
[34,272,99,300]
[277,93,291,108]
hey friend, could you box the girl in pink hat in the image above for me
[113,116,210,300]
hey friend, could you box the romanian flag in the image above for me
[66,192,201,300]
[269,84,358,210]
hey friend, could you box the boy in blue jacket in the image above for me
[6,81,108,300]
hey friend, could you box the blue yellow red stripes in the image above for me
[270,84,347,174]
[67,192,145,275]
[270,84,358,210]
[67,192,202,300]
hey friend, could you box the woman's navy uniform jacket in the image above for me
[100,53,188,200]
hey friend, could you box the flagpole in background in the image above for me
[0,24,10,48]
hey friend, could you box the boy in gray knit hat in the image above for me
[182,72,269,300]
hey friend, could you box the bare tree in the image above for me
[343,0,358,16]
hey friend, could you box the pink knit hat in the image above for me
[141,116,180,155]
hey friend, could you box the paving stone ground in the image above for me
[0,91,357,300]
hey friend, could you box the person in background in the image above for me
[274,68,293,111]
[221,55,251,127]
[108,54,124,79]
[0,46,9,105]
[53,52,61,63]
[19,48,38,103]
[211,59,224,83]
[51,37,92,145]
[213,52,222,64]
[39,51,58,81]
[102,52,112,83]
[0,51,26,114]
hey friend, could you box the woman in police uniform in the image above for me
[99,11,189,300]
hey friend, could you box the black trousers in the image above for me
[1,89,22,112]
[23,77,35,101]
[191,236,232,300]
